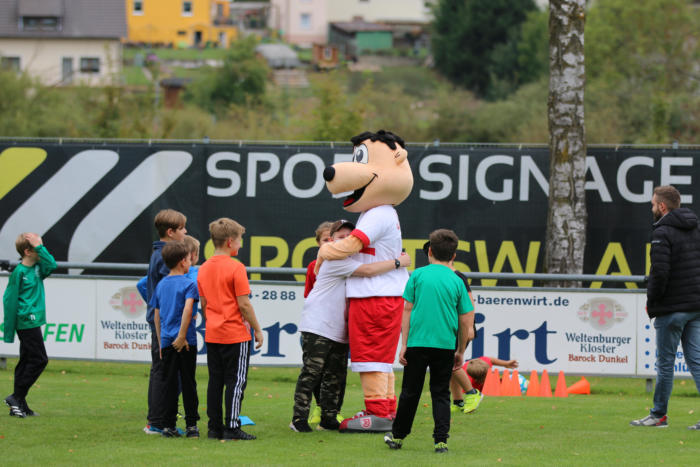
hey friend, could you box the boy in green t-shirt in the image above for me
[384,229,474,453]
[3,233,57,418]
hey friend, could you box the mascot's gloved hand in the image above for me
[314,235,364,274]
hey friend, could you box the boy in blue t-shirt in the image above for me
[151,241,199,438]
[385,229,474,454]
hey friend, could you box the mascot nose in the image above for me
[323,166,335,182]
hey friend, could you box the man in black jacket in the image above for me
[631,185,700,429]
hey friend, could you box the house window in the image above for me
[21,16,60,31]
[133,0,143,15]
[177,30,187,36]
[300,13,312,30]
[1,56,20,71]
[182,1,193,16]
[80,57,100,73]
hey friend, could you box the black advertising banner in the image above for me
[1,141,698,287]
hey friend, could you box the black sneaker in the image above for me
[161,427,181,438]
[317,416,340,431]
[186,426,200,438]
[4,395,26,418]
[384,432,403,449]
[289,419,313,432]
[435,442,448,453]
[20,400,38,417]
[207,430,222,440]
[222,427,256,440]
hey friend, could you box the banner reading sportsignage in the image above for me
[0,275,688,377]
[1,142,698,286]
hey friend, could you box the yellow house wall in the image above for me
[126,0,236,47]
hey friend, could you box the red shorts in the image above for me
[348,296,403,368]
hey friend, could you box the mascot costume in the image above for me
[316,130,413,433]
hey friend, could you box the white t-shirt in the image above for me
[298,256,361,343]
[346,205,409,297]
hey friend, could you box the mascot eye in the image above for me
[352,144,369,164]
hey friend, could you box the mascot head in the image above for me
[322,130,414,213]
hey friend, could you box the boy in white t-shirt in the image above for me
[290,220,411,433]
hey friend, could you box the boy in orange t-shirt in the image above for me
[197,218,264,441]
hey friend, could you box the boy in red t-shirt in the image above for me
[197,218,263,441]
[451,356,518,413]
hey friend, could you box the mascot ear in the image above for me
[394,147,408,165]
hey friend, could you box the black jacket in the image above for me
[647,208,700,318]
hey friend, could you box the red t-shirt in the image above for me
[197,255,251,344]
[304,260,317,298]
[462,356,493,391]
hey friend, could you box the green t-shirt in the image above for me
[2,245,56,343]
[402,264,473,350]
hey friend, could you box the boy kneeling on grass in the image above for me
[384,229,474,454]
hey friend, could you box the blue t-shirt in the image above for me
[150,275,199,347]
[185,265,201,315]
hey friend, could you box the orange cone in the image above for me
[500,369,512,396]
[526,370,540,397]
[539,369,553,397]
[567,376,591,395]
[511,370,522,396]
[554,371,568,398]
[482,368,500,396]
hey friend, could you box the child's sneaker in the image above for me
[308,405,321,424]
[143,424,163,435]
[185,426,200,438]
[4,395,26,418]
[317,416,340,431]
[435,442,449,453]
[451,400,464,413]
[336,413,345,424]
[630,414,668,427]
[20,400,38,416]
[463,389,484,414]
[161,427,181,438]
[384,432,403,449]
[289,419,313,432]
[222,427,256,440]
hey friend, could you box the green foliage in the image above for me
[309,75,364,141]
[431,0,539,98]
[184,36,269,114]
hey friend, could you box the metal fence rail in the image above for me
[0,260,646,284]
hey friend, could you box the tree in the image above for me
[544,0,587,285]
[431,0,538,98]
[185,36,269,114]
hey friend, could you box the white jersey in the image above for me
[298,256,361,343]
[346,205,408,297]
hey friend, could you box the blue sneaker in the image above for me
[143,424,163,435]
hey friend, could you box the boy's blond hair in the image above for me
[209,218,245,247]
[466,358,490,385]
[154,209,187,238]
[183,235,200,255]
[15,233,32,258]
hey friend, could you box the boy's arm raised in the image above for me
[236,294,264,350]
[25,234,56,278]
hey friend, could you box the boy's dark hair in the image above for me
[161,241,189,269]
[428,229,459,262]
[15,233,32,258]
[466,358,490,384]
[653,185,681,210]
[154,209,187,238]
[350,130,405,150]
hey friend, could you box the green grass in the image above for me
[124,48,230,62]
[121,66,151,87]
[2,360,700,465]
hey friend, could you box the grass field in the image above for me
[2,360,700,465]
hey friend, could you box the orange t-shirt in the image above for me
[197,255,252,344]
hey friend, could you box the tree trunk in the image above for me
[545,0,587,287]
